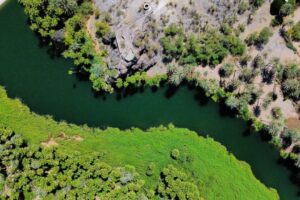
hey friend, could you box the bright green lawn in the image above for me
[0,87,278,199]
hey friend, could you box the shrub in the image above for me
[289,23,300,41]
[146,163,156,176]
[279,3,294,17]
[157,165,200,200]
[95,21,111,38]
[256,27,273,46]
[171,149,180,160]
[219,63,235,78]
[246,27,273,47]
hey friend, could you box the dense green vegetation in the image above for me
[18,0,119,93]
[160,24,245,66]
[0,86,278,199]
[19,0,248,92]
[1,0,298,198]
[271,0,297,16]
[245,27,273,47]
[0,127,202,199]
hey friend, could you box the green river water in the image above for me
[0,1,299,199]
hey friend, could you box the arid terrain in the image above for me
[88,0,299,129]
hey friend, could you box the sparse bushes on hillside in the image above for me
[161,24,245,66]
[288,22,300,41]
[277,63,300,100]
[246,27,273,47]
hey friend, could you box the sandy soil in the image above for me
[251,75,298,123]
[91,0,299,126]
[286,117,300,131]
[189,1,299,124]
[147,64,167,77]
[73,135,84,141]
[41,137,58,147]
[240,1,273,39]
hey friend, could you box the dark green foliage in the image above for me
[19,0,119,93]
[63,14,94,67]
[289,23,300,41]
[245,32,258,46]
[0,127,203,200]
[257,27,273,45]
[246,27,273,47]
[157,165,200,200]
[239,67,258,83]
[19,0,92,38]
[161,24,245,66]
[95,21,111,38]
[219,63,236,78]
[192,31,229,65]
[282,79,300,100]
[160,24,185,62]
[271,0,296,16]
[0,127,147,199]
[279,3,294,17]
[223,35,246,56]
[278,63,300,100]
[251,0,265,8]
[114,72,167,89]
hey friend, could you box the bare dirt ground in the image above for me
[93,0,253,75]
[41,137,58,147]
[240,1,273,39]
[90,0,299,125]
[87,15,101,53]
[73,135,84,141]
[194,1,300,125]
[244,2,300,63]
[245,5,300,123]
[41,133,84,147]
[287,117,300,131]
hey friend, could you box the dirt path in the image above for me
[86,15,101,53]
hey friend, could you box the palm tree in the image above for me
[225,96,240,110]
[167,66,185,86]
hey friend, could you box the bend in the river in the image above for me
[0,1,299,199]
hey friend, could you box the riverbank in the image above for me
[0,1,300,198]
[0,86,279,200]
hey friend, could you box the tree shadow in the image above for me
[165,85,180,99]
[258,128,273,142]
[193,88,209,106]
[242,127,251,137]
[218,100,237,118]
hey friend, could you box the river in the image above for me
[0,1,299,199]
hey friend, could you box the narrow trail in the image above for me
[86,15,101,53]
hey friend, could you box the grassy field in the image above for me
[0,86,278,199]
